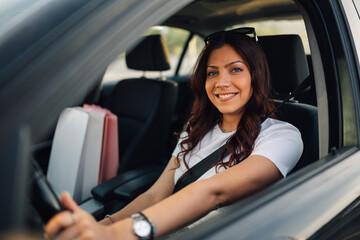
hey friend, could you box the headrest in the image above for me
[126,35,171,71]
[258,35,309,94]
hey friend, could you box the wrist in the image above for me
[111,218,138,240]
[99,214,114,225]
[102,223,118,240]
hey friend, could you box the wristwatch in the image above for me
[131,212,157,240]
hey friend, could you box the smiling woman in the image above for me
[177,29,302,177]
[43,26,302,240]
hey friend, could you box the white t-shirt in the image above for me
[172,118,303,184]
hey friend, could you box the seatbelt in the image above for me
[173,145,226,193]
[173,76,312,193]
[262,76,312,121]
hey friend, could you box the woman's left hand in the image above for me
[44,192,113,240]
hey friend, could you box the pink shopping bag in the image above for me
[84,104,119,184]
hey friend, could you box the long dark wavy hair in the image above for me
[176,31,274,170]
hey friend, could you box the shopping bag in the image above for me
[83,104,119,184]
[47,107,105,202]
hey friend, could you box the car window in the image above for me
[178,35,205,76]
[102,26,191,83]
[233,19,310,54]
[4,0,360,238]
[176,19,310,76]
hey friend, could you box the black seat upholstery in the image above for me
[274,100,318,173]
[104,78,177,172]
[103,34,178,173]
[259,35,315,103]
[259,35,319,173]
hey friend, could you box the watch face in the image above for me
[134,220,151,238]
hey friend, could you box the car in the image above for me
[1,0,360,239]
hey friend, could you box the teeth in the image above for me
[218,93,235,99]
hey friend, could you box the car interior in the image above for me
[26,0,345,234]
[26,0,319,220]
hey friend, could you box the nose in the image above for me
[215,72,231,88]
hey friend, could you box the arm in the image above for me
[45,155,281,239]
[113,154,282,238]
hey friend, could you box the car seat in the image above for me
[102,34,178,173]
[258,34,319,173]
[89,35,178,210]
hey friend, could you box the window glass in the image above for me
[178,35,205,76]
[338,58,358,146]
[233,19,310,54]
[102,26,190,83]
[177,19,310,77]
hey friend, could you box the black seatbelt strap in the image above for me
[173,145,227,193]
[262,76,312,121]
[173,76,312,193]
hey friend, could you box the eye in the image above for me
[231,67,243,73]
[207,71,217,77]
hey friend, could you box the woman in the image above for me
[45,28,303,240]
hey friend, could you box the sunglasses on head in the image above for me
[204,27,258,45]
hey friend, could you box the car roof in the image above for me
[163,0,302,36]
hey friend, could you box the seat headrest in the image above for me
[126,35,171,71]
[258,35,309,94]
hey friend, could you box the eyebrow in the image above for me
[225,61,245,68]
[207,60,245,69]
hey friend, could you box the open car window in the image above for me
[232,19,310,54]
[2,0,360,239]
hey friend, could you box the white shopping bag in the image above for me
[47,107,105,202]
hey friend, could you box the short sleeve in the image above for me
[250,121,303,177]
[172,130,189,158]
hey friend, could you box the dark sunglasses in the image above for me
[204,27,258,45]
